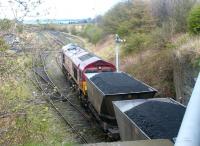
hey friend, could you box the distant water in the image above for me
[23,19,92,24]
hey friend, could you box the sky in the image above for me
[0,0,123,20]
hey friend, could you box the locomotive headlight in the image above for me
[98,66,102,70]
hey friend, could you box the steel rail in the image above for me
[32,31,107,143]
[32,53,88,144]
[40,53,90,120]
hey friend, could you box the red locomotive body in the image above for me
[62,44,116,95]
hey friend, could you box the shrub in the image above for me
[187,5,200,34]
[81,24,103,44]
[17,25,23,33]
[149,23,173,50]
[124,33,150,54]
[70,26,78,35]
[0,19,12,31]
[0,37,8,51]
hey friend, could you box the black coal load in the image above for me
[90,72,155,94]
[125,100,185,140]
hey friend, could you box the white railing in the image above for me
[175,73,200,146]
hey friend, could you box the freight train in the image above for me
[61,44,158,138]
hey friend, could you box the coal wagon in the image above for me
[86,72,157,136]
[113,98,186,142]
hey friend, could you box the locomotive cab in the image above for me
[80,60,116,95]
[61,43,116,95]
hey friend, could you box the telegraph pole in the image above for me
[115,34,123,72]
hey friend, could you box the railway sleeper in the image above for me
[86,103,120,140]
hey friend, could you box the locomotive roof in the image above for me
[88,72,157,95]
[62,44,102,70]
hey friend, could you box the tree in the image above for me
[171,0,197,32]
[100,1,131,34]
[151,0,171,25]
[8,0,42,22]
[187,4,200,34]
[82,24,103,45]
[101,0,155,36]
[0,0,42,33]
[151,0,197,32]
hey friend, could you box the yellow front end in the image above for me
[82,81,87,95]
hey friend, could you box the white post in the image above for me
[175,73,200,146]
[115,34,122,72]
[115,42,119,72]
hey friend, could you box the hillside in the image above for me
[88,33,199,105]
[82,0,200,105]
[173,35,200,104]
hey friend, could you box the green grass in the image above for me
[0,54,76,145]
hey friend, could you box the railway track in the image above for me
[31,31,108,143]
[47,30,84,47]
[44,52,108,143]
[32,52,88,143]
[40,53,90,120]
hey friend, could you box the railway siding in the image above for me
[31,30,110,144]
[43,51,108,143]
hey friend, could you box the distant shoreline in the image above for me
[23,18,93,24]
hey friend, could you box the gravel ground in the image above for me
[125,100,185,140]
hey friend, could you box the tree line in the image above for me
[81,0,200,53]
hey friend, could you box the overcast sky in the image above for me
[0,0,122,20]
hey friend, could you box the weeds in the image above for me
[0,50,75,145]
[0,37,9,52]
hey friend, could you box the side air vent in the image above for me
[79,53,94,61]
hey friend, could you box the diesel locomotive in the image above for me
[61,44,116,95]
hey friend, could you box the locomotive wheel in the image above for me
[79,93,89,109]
